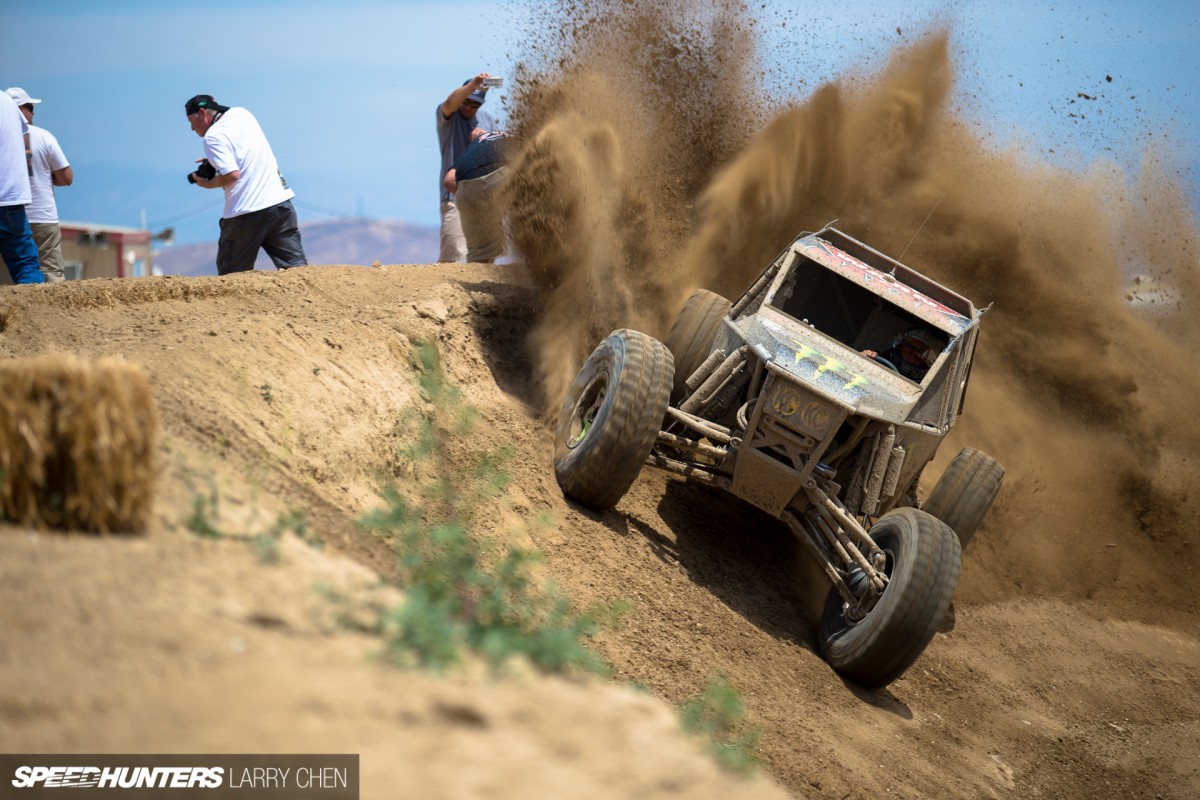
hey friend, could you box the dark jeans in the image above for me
[0,204,44,284]
[216,199,307,276]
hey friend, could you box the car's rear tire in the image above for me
[665,289,731,401]
[921,448,1005,550]
[554,330,673,511]
[818,508,961,688]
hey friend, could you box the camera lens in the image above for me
[187,172,198,184]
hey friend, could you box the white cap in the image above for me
[6,88,42,106]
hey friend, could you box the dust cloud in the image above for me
[503,0,765,408]
[503,0,1200,613]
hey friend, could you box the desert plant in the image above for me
[250,531,281,563]
[180,460,314,555]
[186,480,223,539]
[361,341,623,675]
[363,492,620,674]
[272,509,316,546]
[680,676,762,775]
[249,510,313,564]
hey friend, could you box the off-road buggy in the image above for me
[553,226,1004,688]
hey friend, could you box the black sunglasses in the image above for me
[462,99,481,109]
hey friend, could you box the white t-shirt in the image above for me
[202,107,294,218]
[26,126,69,223]
[0,93,32,206]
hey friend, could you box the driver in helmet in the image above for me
[863,327,941,381]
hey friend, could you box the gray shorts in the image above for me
[439,198,466,263]
[456,167,508,263]
[216,199,307,276]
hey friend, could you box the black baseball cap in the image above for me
[184,94,230,115]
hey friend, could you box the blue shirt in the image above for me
[452,132,510,182]
[436,105,495,201]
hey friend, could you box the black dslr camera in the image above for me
[187,159,217,184]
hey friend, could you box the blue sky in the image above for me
[2,0,1196,248]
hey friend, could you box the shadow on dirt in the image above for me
[556,475,816,649]
[844,681,914,719]
[459,279,542,410]
[567,475,923,715]
[649,478,815,648]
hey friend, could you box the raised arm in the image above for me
[440,73,490,119]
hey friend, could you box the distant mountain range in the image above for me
[154,218,440,276]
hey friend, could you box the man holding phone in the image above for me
[437,73,497,262]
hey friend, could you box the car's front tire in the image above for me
[554,329,673,511]
[818,508,961,688]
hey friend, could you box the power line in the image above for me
[147,198,427,238]
[291,200,425,236]
[146,200,223,229]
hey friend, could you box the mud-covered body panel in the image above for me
[682,226,985,517]
[794,237,972,337]
[725,307,921,424]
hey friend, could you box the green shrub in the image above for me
[180,463,315,560]
[361,341,623,675]
[185,478,222,539]
[680,676,762,775]
[250,510,314,564]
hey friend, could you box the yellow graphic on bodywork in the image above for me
[791,344,868,390]
[793,343,819,366]
[799,400,833,434]
[771,387,802,417]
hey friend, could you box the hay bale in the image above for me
[0,354,158,533]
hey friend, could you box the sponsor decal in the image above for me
[761,318,869,391]
[804,238,968,323]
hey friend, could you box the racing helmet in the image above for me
[891,327,941,368]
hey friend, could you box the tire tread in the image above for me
[923,448,1005,550]
[819,508,961,688]
[554,330,673,510]
[665,290,731,400]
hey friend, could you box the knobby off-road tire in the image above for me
[665,289,731,400]
[818,508,961,688]
[922,447,1005,550]
[554,329,674,511]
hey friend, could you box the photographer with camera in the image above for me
[185,94,307,275]
[187,158,216,185]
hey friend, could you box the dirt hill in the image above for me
[1,257,1197,799]
[0,267,790,799]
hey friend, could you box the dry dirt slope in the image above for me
[1,264,1198,800]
